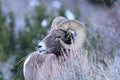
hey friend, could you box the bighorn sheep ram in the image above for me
[23,16,86,80]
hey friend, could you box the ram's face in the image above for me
[37,17,86,56]
[37,30,74,56]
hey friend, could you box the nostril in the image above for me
[38,45,42,48]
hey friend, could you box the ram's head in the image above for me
[37,16,86,56]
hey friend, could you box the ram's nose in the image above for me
[38,45,42,48]
[37,42,46,54]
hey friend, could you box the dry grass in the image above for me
[25,48,120,80]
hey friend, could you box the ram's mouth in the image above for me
[38,50,46,54]
[39,50,45,53]
[37,47,46,54]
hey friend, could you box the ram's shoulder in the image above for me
[24,51,57,68]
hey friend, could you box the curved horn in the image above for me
[51,16,67,28]
[56,20,86,50]
[50,16,67,33]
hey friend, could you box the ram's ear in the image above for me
[67,30,76,40]
[62,30,75,45]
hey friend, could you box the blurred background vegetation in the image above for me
[0,0,119,80]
